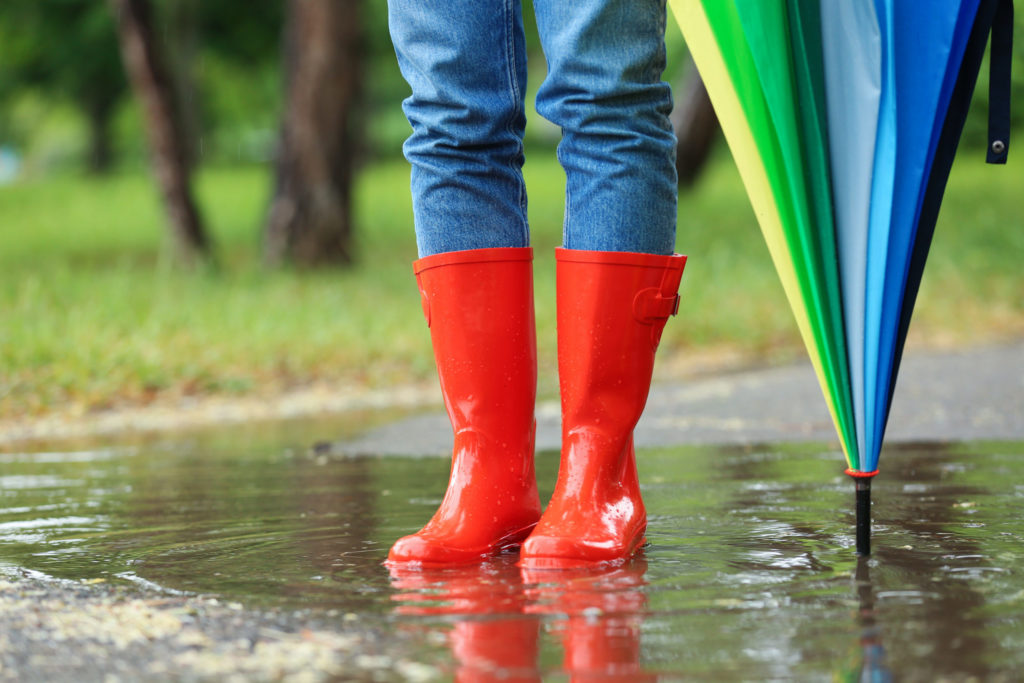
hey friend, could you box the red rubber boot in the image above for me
[520,248,685,568]
[387,247,542,567]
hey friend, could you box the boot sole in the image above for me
[384,522,539,569]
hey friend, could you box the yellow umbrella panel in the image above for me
[668,0,856,465]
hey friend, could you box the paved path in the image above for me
[4,343,1020,681]
[338,342,1024,456]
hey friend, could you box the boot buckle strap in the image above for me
[633,288,680,323]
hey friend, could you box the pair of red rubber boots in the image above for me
[387,246,686,568]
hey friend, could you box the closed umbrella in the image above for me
[669,0,1013,553]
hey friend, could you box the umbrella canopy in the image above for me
[669,0,1013,552]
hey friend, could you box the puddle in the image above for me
[1,424,1023,679]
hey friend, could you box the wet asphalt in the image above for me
[3,341,1021,681]
[338,341,1024,457]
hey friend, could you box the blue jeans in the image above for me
[388,0,678,257]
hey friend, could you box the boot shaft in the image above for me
[555,248,686,434]
[415,247,538,439]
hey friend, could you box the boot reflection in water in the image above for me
[389,561,541,682]
[386,0,684,567]
[522,557,654,681]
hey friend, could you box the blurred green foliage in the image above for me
[0,3,1021,418]
[0,2,124,115]
[0,1,548,175]
[0,151,1021,417]
[0,0,285,172]
[1,1,1021,178]
[0,1,337,172]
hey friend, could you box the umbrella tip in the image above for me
[845,470,875,556]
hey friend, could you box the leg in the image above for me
[386,1,540,566]
[523,0,684,566]
[388,249,541,566]
[532,0,677,254]
[387,0,530,256]
[521,249,685,567]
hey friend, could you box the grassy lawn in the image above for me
[1,150,1022,420]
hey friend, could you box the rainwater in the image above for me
[1,418,1022,679]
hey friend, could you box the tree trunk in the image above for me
[265,0,361,267]
[109,0,210,262]
[165,0,200,172]
[671,55,719,189]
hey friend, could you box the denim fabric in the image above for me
[388,0,678,257]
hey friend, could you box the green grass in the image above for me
[1,150,1022,419]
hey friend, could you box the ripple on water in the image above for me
[1,433,1023,679]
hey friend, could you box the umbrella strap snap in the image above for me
[986,0,1013,164]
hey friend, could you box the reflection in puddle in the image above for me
[391,558,540,681]
[524,559,651,681]
[850,559,893,683]
[1,426,1023,679]
[390,557,652,680]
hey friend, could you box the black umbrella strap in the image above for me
[987,0,1013,164]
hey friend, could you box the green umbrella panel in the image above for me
[732,0,857,466]
[684,0,858,465]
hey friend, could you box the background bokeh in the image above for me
[0,0,1021,422]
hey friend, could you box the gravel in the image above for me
[0,572,442,682]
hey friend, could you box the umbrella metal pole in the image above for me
[855,477,872,555]
[846,468,877,555]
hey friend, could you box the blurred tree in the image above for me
[265,0,362,266]
[185,0,284,165]
[0,0,286,172]
[110,0,210,261]
[0,2,126,172]
[671,56,719,188]
[164,0,200,172]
